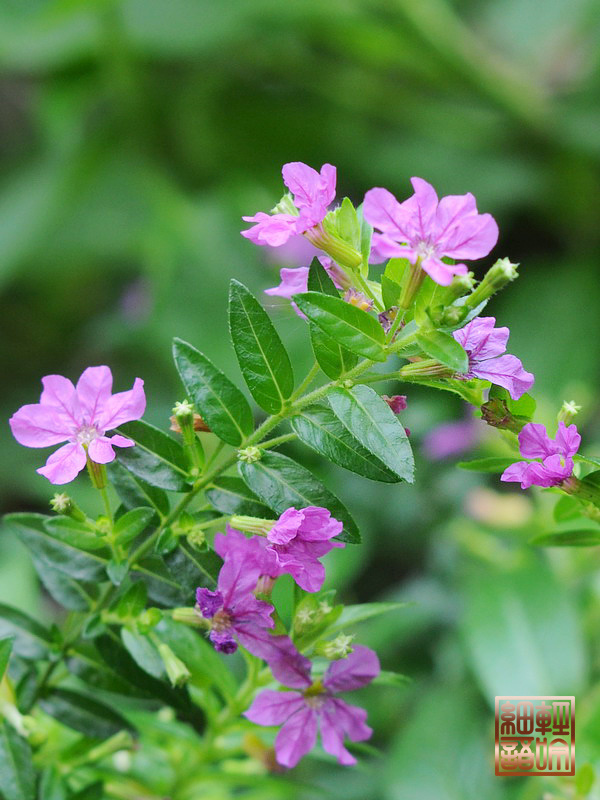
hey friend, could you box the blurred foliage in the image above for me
[1,0,600,797]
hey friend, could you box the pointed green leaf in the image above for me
[31,555,95,612]
[113,507,156,546]
[239,450,359,543]
[0,638,13,681]
[39,689,135,738]
[0,603,52,660]
[328,385,414,483]
[457,457,519,473]
[121,629,164,679]
[43,517,106,551]
[294,291,386,362]
[116,420,190,491]
[416,329,468,373]
[0,720,36,800]
[172,338,254,446]
[531,529,600,547]
[228,279,294,413]
[327,602,408,635]
[108,461,169,516]
[205,476,275,518]
[309,324,358,380]
[291,405,399,483]
[307,256,337,295]
[5,513,109,582]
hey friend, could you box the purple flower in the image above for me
[452,317,534,400]
[363,177,499,286]
[198,529,311,686]
[501,422,581,489]
[9,367,145,485]
[265,507,344,593]
[264,257,350,318]
[382,395,408,414]
[245,645,380,768]
[242,162,336,248]
[422,412,482,460]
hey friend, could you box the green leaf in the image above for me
[116,582,148,619]
[576,454,600,469]
[39,689,135,738]
[327,602,407,635]
[307,256,337,296]
[113,507,156,547]
[0,720,36,800]
[488,385,536,419]
[5,513,109,582]
[164,542,222,591]
[121,629,164,679]
[457,457,518,473]
[291,405,399,483]
[372,670,411,687]
[228,279,294,414]
[133,556,188,607]
[328,385,414,483]
[309,323,358,380]
[553,495,583,523]
[0,638,13,681]
[172,338,254,446]
[31,555,95,612]
[0,603,52,660]
[43,517,106,551]
[205,476,275,518]
[416,328,468,373]
[357,202,373,271]
[107,461,169,517]
[116,420,190,491]
[576,763,595,795]
[294,292,386,362]
[239,450,360,543]
[530,529,600,547]
[67,645,151,699]
[381,258,409,309]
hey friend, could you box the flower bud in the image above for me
[229,514,275,536]
[294,606,317,632]
[443,272,476,302]
[304,224,363,270]
[315,633,354,660]
[172,606,209,628]
[558,400,582,426]
[399,359,453,379]
[171,401,205,473]
[238,446,262,464]
[49,493,87,522]
[465,258,519,309]
[383,395,408,414]
[157,642,191,687]
[480,397,524,433]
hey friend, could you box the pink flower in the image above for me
[244,645,380,768]
[242,162,336,247]
[382,395,408,414]
[501,422,580,489]
[264,257,350,318]
[452,317,534,400]
[9,367,145,484]
[363,177,499,285]
[265,507,344,593]
[198,529,312,687]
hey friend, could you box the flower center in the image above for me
[76,425,98,445]
[211,609,233,633]
[303,680,326,708]
[414,238,437,260]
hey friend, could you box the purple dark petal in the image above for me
[213,529,266,606]
[319,698,373,765]
[274,706,318,768]
[294,506,344,542]
[36,442,87,485]
[268,508,304,545]
[323,645,380,693]
[196,588,223,618]
[500,461,531,489]
[210,629,237,654]
[470,354,535,400]
[236,629,311,689]
[244,689,305,726]
[538,453,574,484]
[75,366,113,424]
[554,422,581,458]
[231,593,275,629]
[452,317,507,360]
[518,423,557,459]
[383,395,408,414]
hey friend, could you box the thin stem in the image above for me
[359,372,403,384]
[259,432,297,450]
[355,272,384,312]
[100,486,113,524]
[290,362,321,401]
[386,308,406,344]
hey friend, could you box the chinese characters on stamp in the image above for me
[495,696,575,776]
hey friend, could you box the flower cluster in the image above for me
[501,422,581,489]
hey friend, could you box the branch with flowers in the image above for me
[1,162,598,797]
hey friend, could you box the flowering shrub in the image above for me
[1,162,599,797]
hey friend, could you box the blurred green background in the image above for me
[1,0,600,797]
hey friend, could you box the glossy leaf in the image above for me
[116,420,190,492]
[530,529,600,547]
[239,450,360,543]
[205,476,274,518]
[309,324,358,380]
[113,507,156,546]
[164,542,221,591]
[228,279,294,413]
[457,457,519,473]
[328,385,414,483]
[294,291,386,362]
[327,602,407,635]
[0,603,52,660]
[31,555,94,612]
[291,405,399,483]
[108,461,170,517]
[307,256,337,295]
[172,338,254,445]
[5,513,109,582]
[39,689,135,738]
[43,517,106,551]
[116,582,148,619]
[121,629,165,679]
[0,720,36,800]
[416,328,468,373]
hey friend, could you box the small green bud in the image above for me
[157,642,191,687]
[465,258,519,309]
[444,271,475,302]
[437,304,468,328]
[137,608,162,633]
[342,379,354,389]
[238,446,262,464]
[399,359,453,379]
[558,400,581,426]
[318,600,333,615]
[315,633,355,660]
[229,515,275,536]
[172,399,194,420]
[294,607,316,631]
[50,493,87,522]
[186,526,206,549]
[172,607,209,628]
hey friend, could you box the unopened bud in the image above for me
[444,272,476,302]
[294,607,316,631]
[558,400,581,426]
[315,633,354,660]
[399,359,453,380]
[238,446,262,464]
[480,397,524,433]
[229,515,275,536]
[304,224,363,270]
[137,608,162,633]
[50,493,86,521]
[438,304,468,328]
[186,526,206,549]
[466,258,519,308]
[171,606,209,628]
[172,400,194,420]
[383,395,407,414]
[158,642,191,687]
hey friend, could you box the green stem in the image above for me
[386,307,406,344]
[100,486,113,524]
[290,362,321,401]
[355,272,384,312]
[260,432,297,450]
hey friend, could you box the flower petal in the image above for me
[324,644,380,692]
[9,403,70,448]
[264,268,309,300]
[518,423,557,459]
[442,211,499,261]
[554,422,581,458]
[282,162,336,217]
[241,212,299,247]
[87,436,116,464]
[108,434,135,448]
[470,354,534,400]
[37,442,86,485]
[452,317,507,360]
[500,460,531,488]
[420,256,467,286]
[363,188,412,240]
[76,366,113,424]
[40,375,81,427]
[267,508,304,545]
[244,689,304,726]
[196,588,223,618]
[319,698,372,765]
[98,378,146,431]
[274,706,318,768]
[214,529,273,606]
